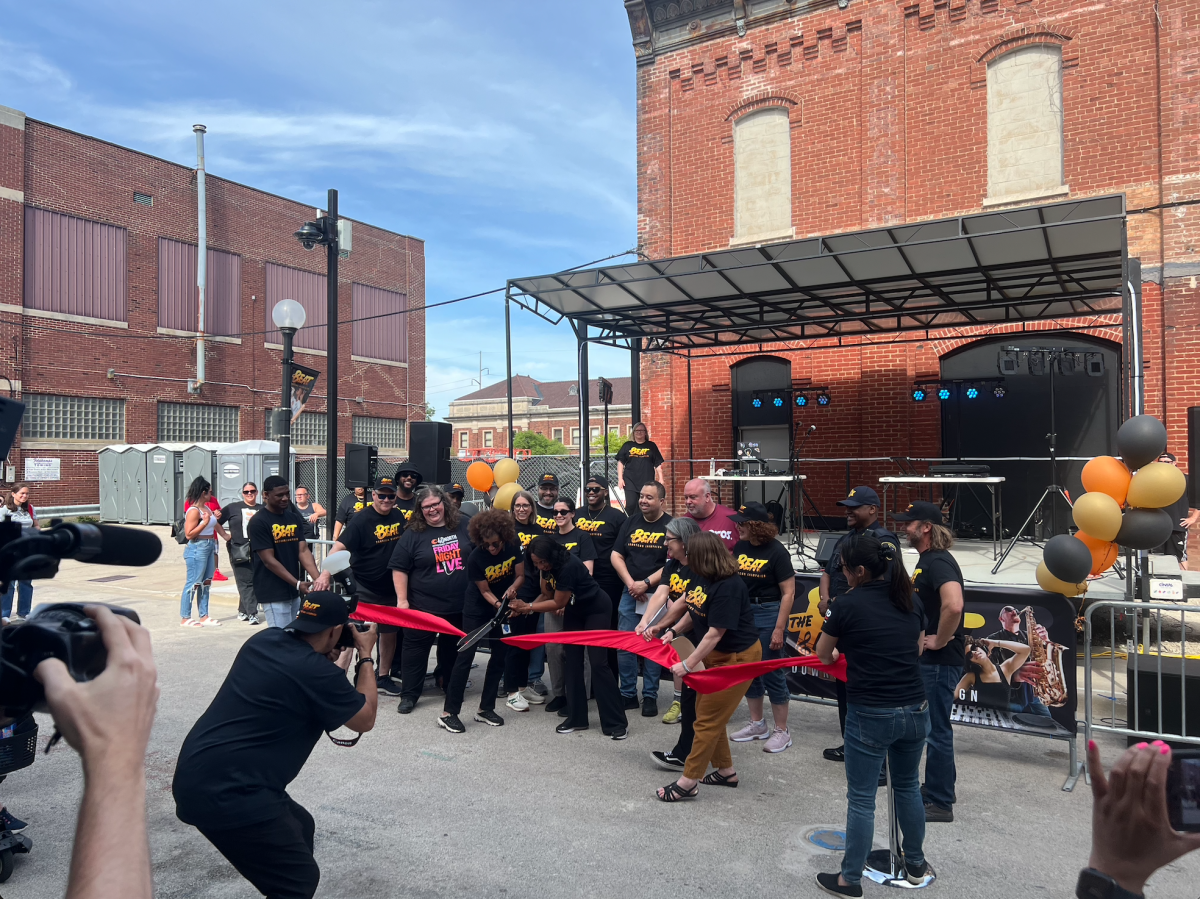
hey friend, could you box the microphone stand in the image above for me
[790,423,818,568]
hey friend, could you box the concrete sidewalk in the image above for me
[5,526,1199,898]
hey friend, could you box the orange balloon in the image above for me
[1076,530,1119,576]
[465,460,494,493]
[1081,456,1132,505]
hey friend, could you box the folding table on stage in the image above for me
[879,475,1005,559]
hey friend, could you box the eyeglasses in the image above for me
[553,510,571,517]
[585,486,604,493]
[420,503,442,512]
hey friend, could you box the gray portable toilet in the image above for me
[119,444,155,524]
[145,443,190,525]
[182,443,223,497]
[97,445,132,523]
[214,440,295,508]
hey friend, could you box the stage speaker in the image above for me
[1127,652,1200,749]
[1189,406,1200,506]
[345,443,377,489]
[814,531,846,566]
[409,421,452,484]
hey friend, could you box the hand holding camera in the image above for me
[349,621,377,658]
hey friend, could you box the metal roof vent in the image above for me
[134,192,153,206]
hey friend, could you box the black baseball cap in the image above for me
[730,501,770,523]
[394,464,423,484]
[442,483,465,497]
[373,476,397,493]
[837,486,881,508]
[893,500,943,524]
[585,475,610,489]
[286,591,352,634]
[539,473,560,487]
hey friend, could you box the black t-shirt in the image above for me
[293,502,321,541]
[217,501,260,546]
[822,578,926,708]
[913,549,966,667]
[684,574,759,653]
[733,538,795,604]
[825,521,901,600]
[172,628,365,829]
[336,492,367,525]
[613,512,674,582]
[616,440,664,493]
[515,520,542,551]
[388,524,474,615]
[465,543,522,619]
[338,505,406,599]
[545,554,605,613]
[248,506,308,605]
[394,496,417,525]
[1165,493,1191,535]
[575,504,627,583]
[552,529,597,565]
[534,503,559,535]
[662,558,695,603]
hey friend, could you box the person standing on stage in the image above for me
[292,486,325,542]
[534,473,561,533]
[576,475,629,679]
[728,501,797,754]
[612,481,674,718]
[218,482,261,626]
[332,486,367,541]
[819,486,900,764]
[683,477,739,550]
[512,489,551,700]
[815,532,930,895]
[616,422,665,514]
[510,536,628,740]
[390,486,474,720]
[1154,452,1199,568]
[894,500,964,824]
[393,464,422,523]
[328,476,408,695]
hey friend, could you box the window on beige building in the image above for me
[459,431,469,448]
[590,426,600,440]
[570,427,580,446]
[483,431,493,448]
[553,428,563,442]
[732,107,792,245]
[987,45,1066,202]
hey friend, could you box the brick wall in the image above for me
[0,116,425,505]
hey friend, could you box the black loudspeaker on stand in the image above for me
[409,421,453,485]
[345,444,378,489]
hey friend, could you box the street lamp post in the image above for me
[272,299,307,479]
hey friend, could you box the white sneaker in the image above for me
[506,692,530,712]
[237,612,249,621]
[521,687,545,705]
[763,726,793,753]
[731,719,770,742]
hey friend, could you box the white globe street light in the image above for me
[271,299,306,472]
[272,298,306,332]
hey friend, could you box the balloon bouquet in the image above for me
[1037,414,1186,597]
[465,458,523,509]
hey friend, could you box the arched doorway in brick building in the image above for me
[940,334,1121,538]
[731,356,791,512]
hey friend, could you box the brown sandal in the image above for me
[656,781,699,802]
[701,770,738,788]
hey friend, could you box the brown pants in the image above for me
[684,642,763,780]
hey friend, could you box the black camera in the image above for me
[335,620,370,650]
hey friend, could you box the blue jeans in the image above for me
[842,701,930,885]
[528,611,546,682]
[744,602,789,705]
[1,581,33,619]
[263,598,301,628]
[617,588,660,699]
[920,664,960,808]
[181,539,216,619]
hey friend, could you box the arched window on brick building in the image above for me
[732,107,793,245]
[986,45,1066,203]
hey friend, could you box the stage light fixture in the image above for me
[1029,352,1047,376]
[795,392,808,407]
[772,396,784,407]
[816,390,831,406]
[912,387,926,402]
[965,385,979,399]
[998,351,1019,375]
[752,396,763,408]
[937,386,951,400]
[993,384,1006,399]
[1086,353,1105,377]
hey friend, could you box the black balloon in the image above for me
[1117,415,1168,471]
[1043,534,1093,584]
[1115,507,1174,550]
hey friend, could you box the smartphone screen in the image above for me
[1167,750,1200,833]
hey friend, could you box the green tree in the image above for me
[513,430,568,455]
[423,402,436,420]
[590,430,624,456]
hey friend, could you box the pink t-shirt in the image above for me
[690,504,739,550]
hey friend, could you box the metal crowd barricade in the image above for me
[308,539,334,568]
[1084,600,1198,750]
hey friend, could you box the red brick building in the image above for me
[0,106,425,505]
[622,0,1199,530]
[447,376,632,455]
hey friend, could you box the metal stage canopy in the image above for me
[502,194,1140,492]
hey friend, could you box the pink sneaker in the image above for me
[763,727,792,754]
[731,720,769,742]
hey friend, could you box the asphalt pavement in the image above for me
[5,526,1199,898]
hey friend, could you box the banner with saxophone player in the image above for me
[781,577,1077,735]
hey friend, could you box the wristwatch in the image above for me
[1076,868,1143,899]
[643,578,652,589]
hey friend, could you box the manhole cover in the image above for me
[805,828,846,851]
[88,575,134,583]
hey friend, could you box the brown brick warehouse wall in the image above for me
[629,0,1200,556]
[0,117,425,505]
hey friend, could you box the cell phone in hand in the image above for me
[1167,748,1200,832]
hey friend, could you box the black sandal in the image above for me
[701,770,739,788]
[656,781,699,802]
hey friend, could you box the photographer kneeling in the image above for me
[172,592,378,899]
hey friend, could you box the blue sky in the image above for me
[0,1,638,418]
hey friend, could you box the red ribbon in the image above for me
[501,629,681,669]
[684,654,847,694]
[350,602,466,637]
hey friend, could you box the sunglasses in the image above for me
[553,510,571,517]
[243,490,257,495]
[585,486,604,493]
[483,539,503,549]
[376,494,396,501]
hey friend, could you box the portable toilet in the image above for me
[214,440,296,507]
[182,443,224,498]
[119,444,156,524]
[145,443,190,525]
[98,445,133,523]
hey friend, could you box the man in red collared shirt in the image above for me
[683,478,739,550]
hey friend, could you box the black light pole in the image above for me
[271,299,306,481]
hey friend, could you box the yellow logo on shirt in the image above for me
[485,556,516,582]
[628,447,651,458]
[629,529,665,545]
[576,518,603,533]
[374,523,402,542]
[401,508,414,521]
[685,584,709,610]
[272,523,298,540]
[668,571,692,598]
[536,514,556,531]
[737,554,769,574]
[518,530,535,547]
